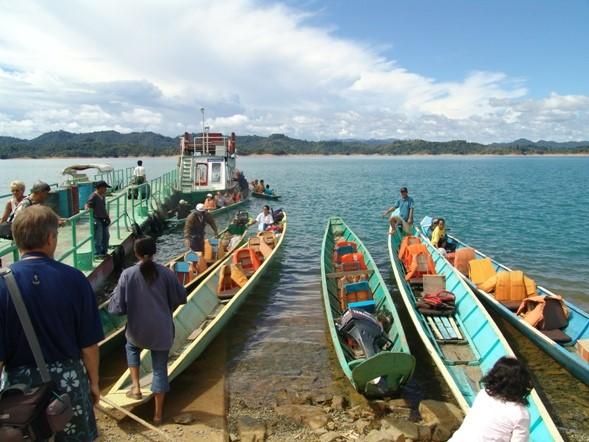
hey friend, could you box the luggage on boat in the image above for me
[272,208,284,223]
[517,295,570,343]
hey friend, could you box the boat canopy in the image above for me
[61,164,114,176]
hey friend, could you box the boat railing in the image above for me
[149,169,178,212]
[56,209,95,270]
[94,167,135,191]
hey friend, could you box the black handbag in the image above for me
[0,268,73,441]
[0,222,12,240]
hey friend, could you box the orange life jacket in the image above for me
[404,246,436,281]
[398,236,421,268]
[516,295,569,330]
[339,252,367,272]
[454,248,475,275]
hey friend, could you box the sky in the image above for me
[1,0,588,143]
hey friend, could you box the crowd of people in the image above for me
[250,179,275,195]
[203,189,242,210]
[0,174,540,441]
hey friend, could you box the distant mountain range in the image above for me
[0,130,588,158]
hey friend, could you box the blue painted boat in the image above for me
[427,226,589,386]
[320,217,415,397]
[251,191,280,200]
[388,226,562,441]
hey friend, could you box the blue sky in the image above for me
[286,0,589,97]
[1,0,588,142]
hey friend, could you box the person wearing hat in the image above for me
[203,193,216,210]
[184,203,218,253]
[86,180,112,258]
[383,186,414,233]
[11,181,51,220]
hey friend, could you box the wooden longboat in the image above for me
[251,191,280,200]
[103,214,287,409]
[208,198,248,216]
[388,227,562,442]
[321,217,415,396]
[435,230,589,386]
[97,224,250,357]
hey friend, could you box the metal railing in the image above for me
[1,167,179,271]
[94,167,135,191]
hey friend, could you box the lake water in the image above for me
[2,155,588,439]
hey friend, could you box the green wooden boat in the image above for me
[98,221,250,357]
[103,214,287,410]
[251,191,280,200]
[209,198,248,216]
[321,217,415,397]
[388,227,562,441]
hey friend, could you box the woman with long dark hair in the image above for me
[450,357,533,441]
[108,236,187,424]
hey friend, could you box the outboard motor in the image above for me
[338,309,392,397]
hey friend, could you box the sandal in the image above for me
[126,389,142,400]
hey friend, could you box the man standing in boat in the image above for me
[86,180,111,258]
[383,186,414,233]
[184,203,218,253]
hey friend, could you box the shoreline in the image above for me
[1,152,589,160]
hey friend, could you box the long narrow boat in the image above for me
[251,191,280,200]
[209,198,248,216]
[103,214,287,409]
[321,217,415,397]
[428,226,589,386]
[388,227,562,441]
[97,222,250,357]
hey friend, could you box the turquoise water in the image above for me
[2,155,589,438]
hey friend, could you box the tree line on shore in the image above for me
[1,130,588,158]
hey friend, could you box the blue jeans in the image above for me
[93,218,110,255]
[125,342,170,393]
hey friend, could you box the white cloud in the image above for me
[0,0,587,142]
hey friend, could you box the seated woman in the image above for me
[232,190,241,202]
[256,180,265,193]
[450,357,532,442]
[252,205,274,232]
[215,192,225,208]
[263,184,274,195]
[431,218,456,252]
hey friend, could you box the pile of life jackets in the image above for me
[398,236,436,281]
[332,239,370,310]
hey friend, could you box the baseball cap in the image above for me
[400,187,408,193]
[196,203,206,212]
[31,181,51,193]
[207,193,213,197]
[95,180,111,188]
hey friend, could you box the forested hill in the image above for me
[0,130,588,158]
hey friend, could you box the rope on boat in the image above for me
[97,396,173,441]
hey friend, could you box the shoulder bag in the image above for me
[0,268,73,441]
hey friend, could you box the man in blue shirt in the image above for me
[383,187,415,233]
[0,206,104,440]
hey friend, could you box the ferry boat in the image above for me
[178,131,248,204]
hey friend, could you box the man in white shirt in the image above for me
[133,160,146,184]
[254,205,274,232]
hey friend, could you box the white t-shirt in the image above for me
[133,166,146,177]
[255,212,274,231]
[450,389,530,442]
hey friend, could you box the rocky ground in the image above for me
[228,388,464,442]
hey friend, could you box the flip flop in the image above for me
[126,390,142,400]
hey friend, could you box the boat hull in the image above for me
[251,192,280,200]
[445,233,589,386]
[320,217,415,396]
[388,228,562,441]
[104,214,287,409]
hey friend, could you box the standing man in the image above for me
[0,206,104,440]
[86,180,111,258]
[184,203,218,253]
[383,187,415,233]
[133,160,147,185]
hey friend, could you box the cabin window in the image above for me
[211,163,222,184]
[195,163,208,185]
